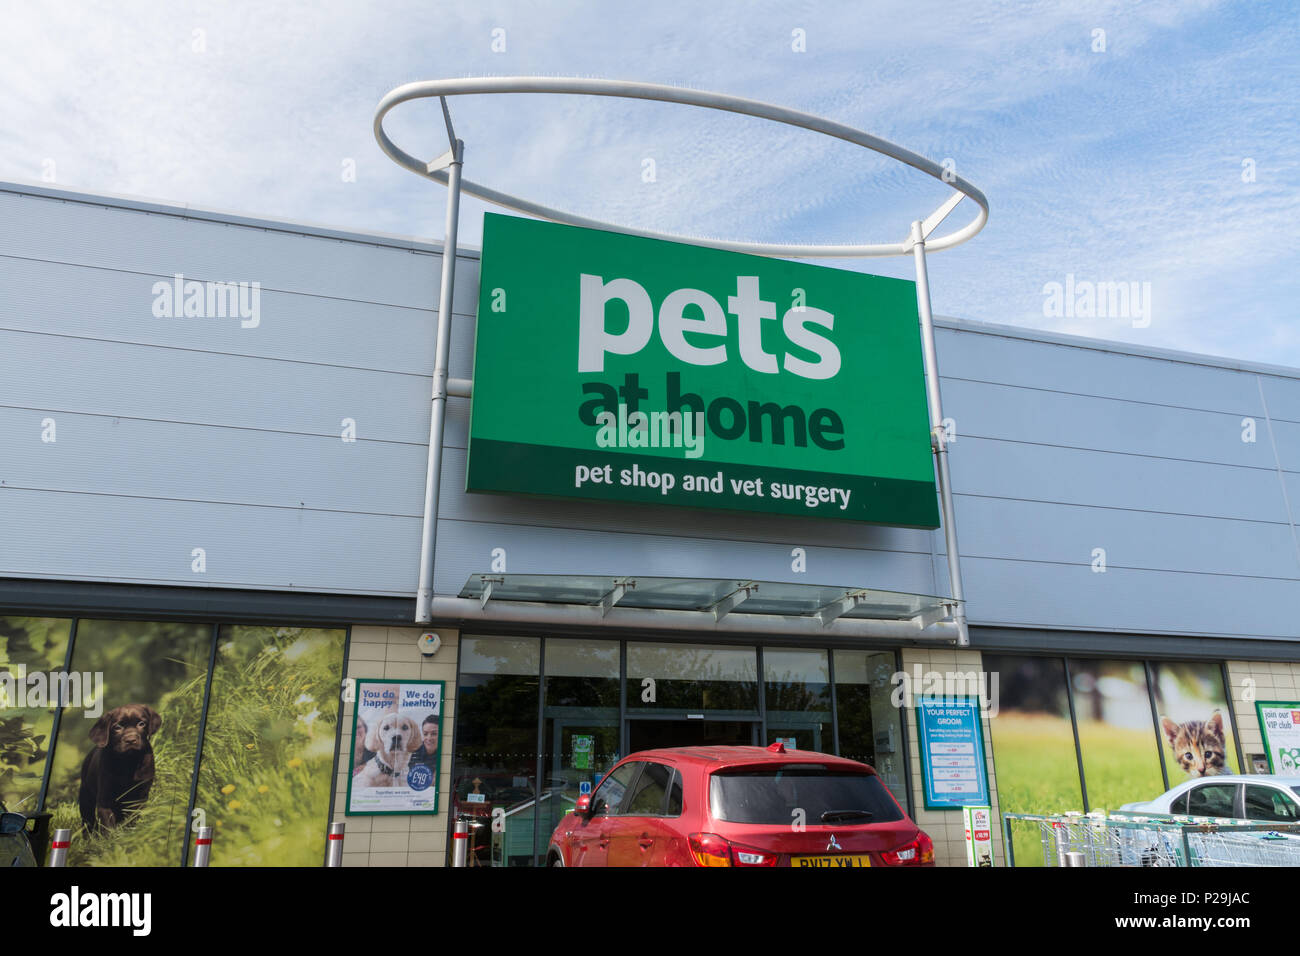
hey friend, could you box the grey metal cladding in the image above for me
[0,330,431,445]
[0,188,481,314]
[1267,419,1300,471]
[941,377,1269,469]
[1257,374,1300,424]
[955,494,1298,579]
[934,325,1265,412]
[0,407,425,516]
[1,181,1297,640]
[961,557,1300,641]
[0,254,448,376]
[0,487,418,594]
[950,436,1287,522]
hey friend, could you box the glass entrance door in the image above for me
[627,718,757,751]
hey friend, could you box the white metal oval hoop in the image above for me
[374,77,988,258]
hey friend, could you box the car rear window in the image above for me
[709,764,904,825]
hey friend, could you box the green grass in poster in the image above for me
[989,713,1084,867]
[1077,721,1166,812]
[46,626,344,866]
[0,617,72,810]
[47,670,206,866]
[196,627,344,867]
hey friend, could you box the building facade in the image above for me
[2,180,1298,867]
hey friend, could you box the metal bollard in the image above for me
[1064,851,1086,867]
[192,826,213,867]
[48,829,71,868]
[326,821,345,867]
[452,818,469,867]
[1052,822,1066,867]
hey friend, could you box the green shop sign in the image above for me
[467,213,939,526]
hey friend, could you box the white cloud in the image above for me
[0,0,1295,365]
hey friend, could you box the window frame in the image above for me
[592,760,644,817]
[619,760,679,817]
[1184,781,1241,819]
[1244,783,1300,822]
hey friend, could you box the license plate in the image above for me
[792,854,871,868]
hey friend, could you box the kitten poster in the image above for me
[986,654,1239,867]
[1150,662,1236,778]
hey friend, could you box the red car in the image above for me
[546,743,933,867]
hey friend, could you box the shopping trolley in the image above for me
[1002,811,1300,867]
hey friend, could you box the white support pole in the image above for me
[415,105,465,624]
[910,220,970,647]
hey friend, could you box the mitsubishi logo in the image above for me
[826,834,842,852]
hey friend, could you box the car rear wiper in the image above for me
[821,809,873,823]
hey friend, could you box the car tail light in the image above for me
[687,833,780,867]
[730,840,779,867]
[688,833,733,867]
[880,830,934,866]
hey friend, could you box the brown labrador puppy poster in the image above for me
[79,704,162,831]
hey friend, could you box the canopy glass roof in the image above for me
[458,574,957,626]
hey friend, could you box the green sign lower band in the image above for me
[467,213,940,528]
[468,438,940,526]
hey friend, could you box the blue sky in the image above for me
[2,0,1296,365]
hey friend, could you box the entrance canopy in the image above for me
[455,573,958,642]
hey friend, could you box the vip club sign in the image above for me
[1255,701,1300,773]
[467,213,939,526]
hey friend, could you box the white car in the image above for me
[1119,774,1300,822]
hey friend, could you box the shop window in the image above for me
[45,620,212,866]
[626,642,757,714]
[4,616,349,866]
[832,650,905,803]
[764,648,831,754]
[195,625,346,866]
[987,654,1243,866]
[460,635,539,676]
[1149,661,1238,780]
[0,617,72,811]
[453,636,541,867]
[983,654,1084,867]
[1067,659,1165,811]
[536,638,619,861]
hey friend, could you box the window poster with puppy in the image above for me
[2,620,348,867]
[346,679,444,814]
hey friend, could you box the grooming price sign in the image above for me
[345,680,445,815]
[467,213,939,527]
[916,696,990,809]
